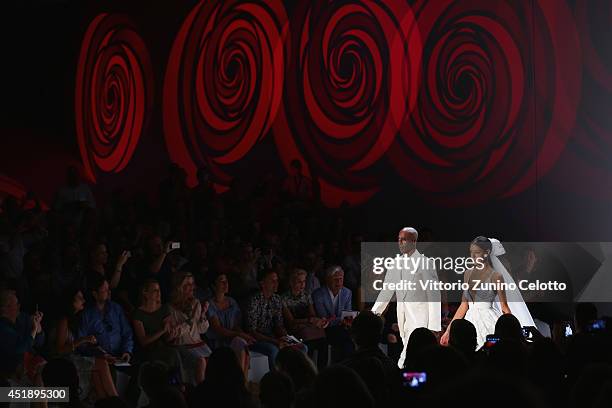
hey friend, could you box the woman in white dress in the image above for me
[440,237,534,349]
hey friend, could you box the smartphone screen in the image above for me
[588,319,606,332]
[522,326,533,341]
[401,371,427,388]
[485,335,499,348]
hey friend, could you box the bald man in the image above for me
[371,227,441,368]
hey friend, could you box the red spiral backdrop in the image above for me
[274,0,421,207]
[75,13,154,183]
[0,175,48,211]
[0,175,29,204]
[163,0,288,189]
[65,0,608,209]
[555,0,612,199]
[387,0,581,206]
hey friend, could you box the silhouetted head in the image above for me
[405,328,437,367]
[314,365,374,408]
[275,347,317,392]
[449,319,477,356]
[351,311,384,349]
[410,345,468,389]
[495,314,523,341]
[205,347,245,391]
[260,371,295,408]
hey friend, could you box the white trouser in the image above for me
[397,302,429,368]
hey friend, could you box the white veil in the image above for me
[489,238,536,327]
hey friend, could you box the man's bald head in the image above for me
[398,227,418,254]
[400,227,418,239]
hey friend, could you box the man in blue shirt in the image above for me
[312,265,354,362]
[79,275,133,362]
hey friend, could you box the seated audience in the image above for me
[5,158,612,408]
[247,269,296,369]
[77,276,134,362]
[206,272,254,374]
[167,271,211,384]
[228,242,260,303]
[281,268,328,368]
[84,241,130,290]
[49,286,117,401]
[0,288,45,385]
[131,279,183,383]
[343,311,401,406]
[312,265,354,362]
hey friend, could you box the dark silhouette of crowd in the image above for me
[1,164,611,408]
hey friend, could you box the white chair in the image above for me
[247,351,269,383]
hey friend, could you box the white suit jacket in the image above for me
[371,249,441,331]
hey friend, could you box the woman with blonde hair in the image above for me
[281,268,328,368]
[131,279,183,383]
[167,271,211,384]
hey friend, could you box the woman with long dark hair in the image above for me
[440,237,511,349]
[48,286,117,401]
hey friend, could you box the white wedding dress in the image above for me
[464,239,535,349]
[464,272,502,349]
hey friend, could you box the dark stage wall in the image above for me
[1,0,612,240]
